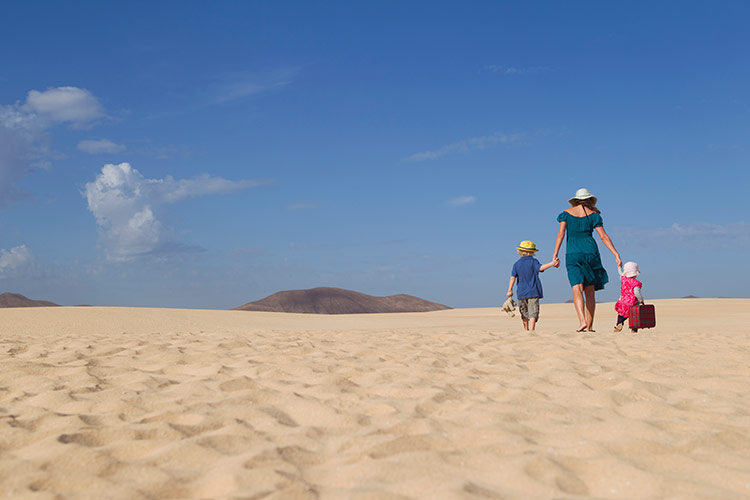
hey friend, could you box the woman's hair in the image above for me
[571,198,601,214]
[517,249,537,257]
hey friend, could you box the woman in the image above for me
[552,188,622,332]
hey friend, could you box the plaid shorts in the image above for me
[518,297,540,320]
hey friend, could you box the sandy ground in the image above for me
[1,299,749,500]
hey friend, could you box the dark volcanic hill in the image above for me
[233,287,451,314]
[0,292,59,308]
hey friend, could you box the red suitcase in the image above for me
[629,303,656,329]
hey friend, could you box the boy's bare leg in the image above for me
[584,285,596,331]
[529,318,537,331]
[571,284,587,331]
[522,318,529,330]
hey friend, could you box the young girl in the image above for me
[614,261,643,332]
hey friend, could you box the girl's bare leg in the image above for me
[584,285,596,331]
[571,284,587,331]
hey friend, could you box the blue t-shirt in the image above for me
[511,256,544,299]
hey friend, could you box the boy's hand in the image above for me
[506,291,513,298]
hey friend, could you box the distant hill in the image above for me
[0,293,59,308]
[682,295,700,299]
[233,287,451,314]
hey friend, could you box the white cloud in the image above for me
[407,132,520,162]
[616,222,750,248]
[211,67,299,104]
[449,195,476,206]
[158,174,264,203]
[24,87,105,127]
[77,139,125,154]
[483,65,552,75]
[286,202,317,211]
[0,245,32,277]
[668,222,750,238]
[84,162,265,262]
[0,86,107,208]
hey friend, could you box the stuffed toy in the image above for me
[501,297,516,317]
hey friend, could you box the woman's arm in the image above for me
[594,226,622,268]
[552,221,566,263]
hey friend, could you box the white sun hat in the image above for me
[568,188,598,206]
[622,261,640,277]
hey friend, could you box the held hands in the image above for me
[615,255,622,268]
[552,256,560,268]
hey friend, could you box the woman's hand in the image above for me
[615,255,622,268]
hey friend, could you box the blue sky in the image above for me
[1,1,748,308]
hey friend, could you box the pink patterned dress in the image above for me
[615,276,643,316]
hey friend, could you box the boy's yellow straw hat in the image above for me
[516,240,538,252]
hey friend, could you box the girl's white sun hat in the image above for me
[623,261,640,277]
[568,188,598,206]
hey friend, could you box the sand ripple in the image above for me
[1,299,749,499]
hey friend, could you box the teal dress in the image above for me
[557,211,609,290]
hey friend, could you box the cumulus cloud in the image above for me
[0,86,107,209]
[77,139,125,154]
[448,195,476,206]
[84,162,265,262]
[407,132,520,162]
[24,87,105,127]
[0,245,32,277]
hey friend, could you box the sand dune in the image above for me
[1,299,749,499]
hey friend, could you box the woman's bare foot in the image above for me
[587,328,596,332]
[576,324,587,332]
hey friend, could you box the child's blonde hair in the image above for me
[517,249,537,257]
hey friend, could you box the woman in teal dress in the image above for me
[552,189,622,332]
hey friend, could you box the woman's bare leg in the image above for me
[584,285,596,331]
[571,284,586,331]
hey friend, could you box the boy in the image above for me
[507,240,557,331]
